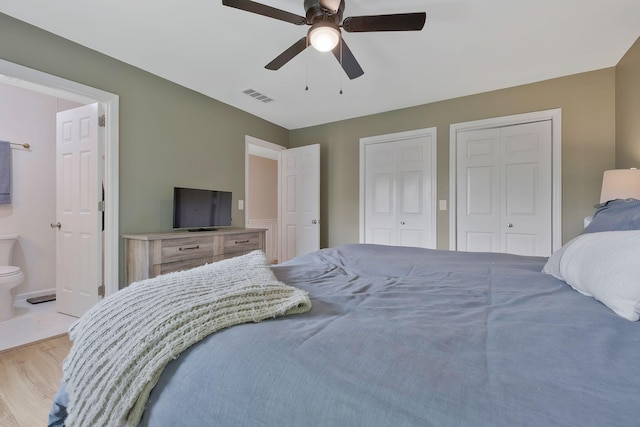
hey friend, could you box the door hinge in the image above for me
[98,115,106,127]
[98,284,105,298]
[98,200,105,212]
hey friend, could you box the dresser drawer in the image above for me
[159,257,213,275]
[124,229,265,285]
[223,232,261,254]
[161,237,214,263]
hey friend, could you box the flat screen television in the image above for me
[172,187,232,230]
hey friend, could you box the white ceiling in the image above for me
[1,0,639,130]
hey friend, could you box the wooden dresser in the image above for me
[123,228,266,285]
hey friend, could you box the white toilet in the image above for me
[0,234,24,321]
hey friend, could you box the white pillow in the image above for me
[542,235,578,280]
[542,230,640,321]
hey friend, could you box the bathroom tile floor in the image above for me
[0,300,76,352]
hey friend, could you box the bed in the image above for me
[49,199,640,427]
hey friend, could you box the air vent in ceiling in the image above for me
[243,88,274,103]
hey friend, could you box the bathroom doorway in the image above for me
[0,60,118,338]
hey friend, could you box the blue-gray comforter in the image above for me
[50,244,640,426]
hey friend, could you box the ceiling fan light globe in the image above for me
[309,24,340,52]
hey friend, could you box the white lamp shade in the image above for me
[309,24,340,52]
[600,169,640,203]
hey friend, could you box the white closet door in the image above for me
[365,142,396,245]
[363,130,436,248]
[456,120,553,256]
[456,128,502,252]
[501,121,552,255]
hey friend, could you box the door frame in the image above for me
[0,59,120,297]
[245,137,322,263]
[449,108,562,252]
[359,127,438,247]
[244,135,285,260]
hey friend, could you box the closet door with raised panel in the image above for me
[456,121,552,256]
[362,129,437,249]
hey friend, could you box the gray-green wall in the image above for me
[616,37,640,168]
[290,68,617,248]
[0,13,289,285]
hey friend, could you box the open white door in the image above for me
[55,103,102,317]
[280,144,320,262]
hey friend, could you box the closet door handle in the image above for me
[50,222,61,229]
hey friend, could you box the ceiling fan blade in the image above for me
[319,0,342,13]
[342,12,426,32]
[222,0,306,25]
[265,37,308,70]
[332,39,364,80]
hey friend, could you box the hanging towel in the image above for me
[0,141,11,204]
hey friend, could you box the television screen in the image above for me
[173,187,232,229]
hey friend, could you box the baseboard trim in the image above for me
[0,332,69,354]
[14,288,56,304]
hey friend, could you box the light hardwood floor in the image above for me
[0,335,71,427]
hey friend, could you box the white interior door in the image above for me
[56,103,102,317]
[455,128,502,252]
[361,129,437,248]
[501,122,552,255]
[280,144,320,262]
[456,121,552,256]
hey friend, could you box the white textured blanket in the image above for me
[62,250,311,427]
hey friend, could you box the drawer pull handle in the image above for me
[179,245,200,251]
[235,240,250,244]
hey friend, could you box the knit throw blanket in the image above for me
[62,250,311,427]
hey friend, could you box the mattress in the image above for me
[49,244,640,426]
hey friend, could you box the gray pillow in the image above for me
[583,198,640,233]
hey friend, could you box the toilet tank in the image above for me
[0,234,19,266]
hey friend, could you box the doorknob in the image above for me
[50,222,61,229]
[311,219,319,225]
[400,221,406,225]
[507,223,514,228]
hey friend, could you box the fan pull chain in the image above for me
[339,40,343,95]
[305,38,310,91]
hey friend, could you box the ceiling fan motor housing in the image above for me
[304,0,344,25]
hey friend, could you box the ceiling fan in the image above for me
[222,0,427,79]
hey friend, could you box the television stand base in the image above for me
[188,228,218,232]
